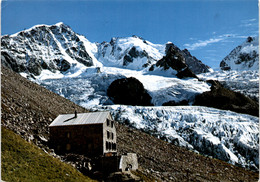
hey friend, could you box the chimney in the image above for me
[75,110,77,118]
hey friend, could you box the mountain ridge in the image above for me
[1,22,211,78]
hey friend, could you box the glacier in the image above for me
[91,105,259,170]
[38,67,211,107]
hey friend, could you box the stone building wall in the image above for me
[49,124,103,156]
[103,115,117,154]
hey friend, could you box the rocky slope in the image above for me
[220,36,259,70]
[1,66,259,181]
[182,48,211,74]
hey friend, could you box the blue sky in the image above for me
[1,0,258,69]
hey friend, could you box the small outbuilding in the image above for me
[49,111,117,157]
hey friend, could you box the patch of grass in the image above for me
[1,127,96,182]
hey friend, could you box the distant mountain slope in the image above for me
[96,37,211,74]
[1,22,211,78]
[2,66,258,181]
[1,22,99,76]
[96,36,165,70]
[220,36,259,70]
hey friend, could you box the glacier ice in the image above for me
[92,105,259,170]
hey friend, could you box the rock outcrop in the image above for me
[153,43,198,79]
[181,48,211,74]
[193,80,259,116]
[107,77,153,106]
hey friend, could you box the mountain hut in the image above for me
[49,111,117,157]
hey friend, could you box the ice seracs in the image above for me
[95,105,259,170]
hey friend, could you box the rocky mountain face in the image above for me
[151,43,198,79]
[1,23,96,76]
[220,36,259,70]
[1,23,211,78]
[182,48,211,74]
[2,66,259,181]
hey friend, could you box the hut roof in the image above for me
[49,111,111,127]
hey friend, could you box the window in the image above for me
[111,132,114,140]
[107,131,110,139]
[111,121,114,128]
[107,119,110,126]
[66,143,71,151]
[106,142,109,150]
[112,143,116,150]
[66,132,71,139]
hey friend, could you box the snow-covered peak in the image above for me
[96,36,165,70]
[1,22,97,77]
[2,22,212,78]
[220,36,259,70]
[9,22,71,38]
[96,35,211,75]
[55,22,66,27]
